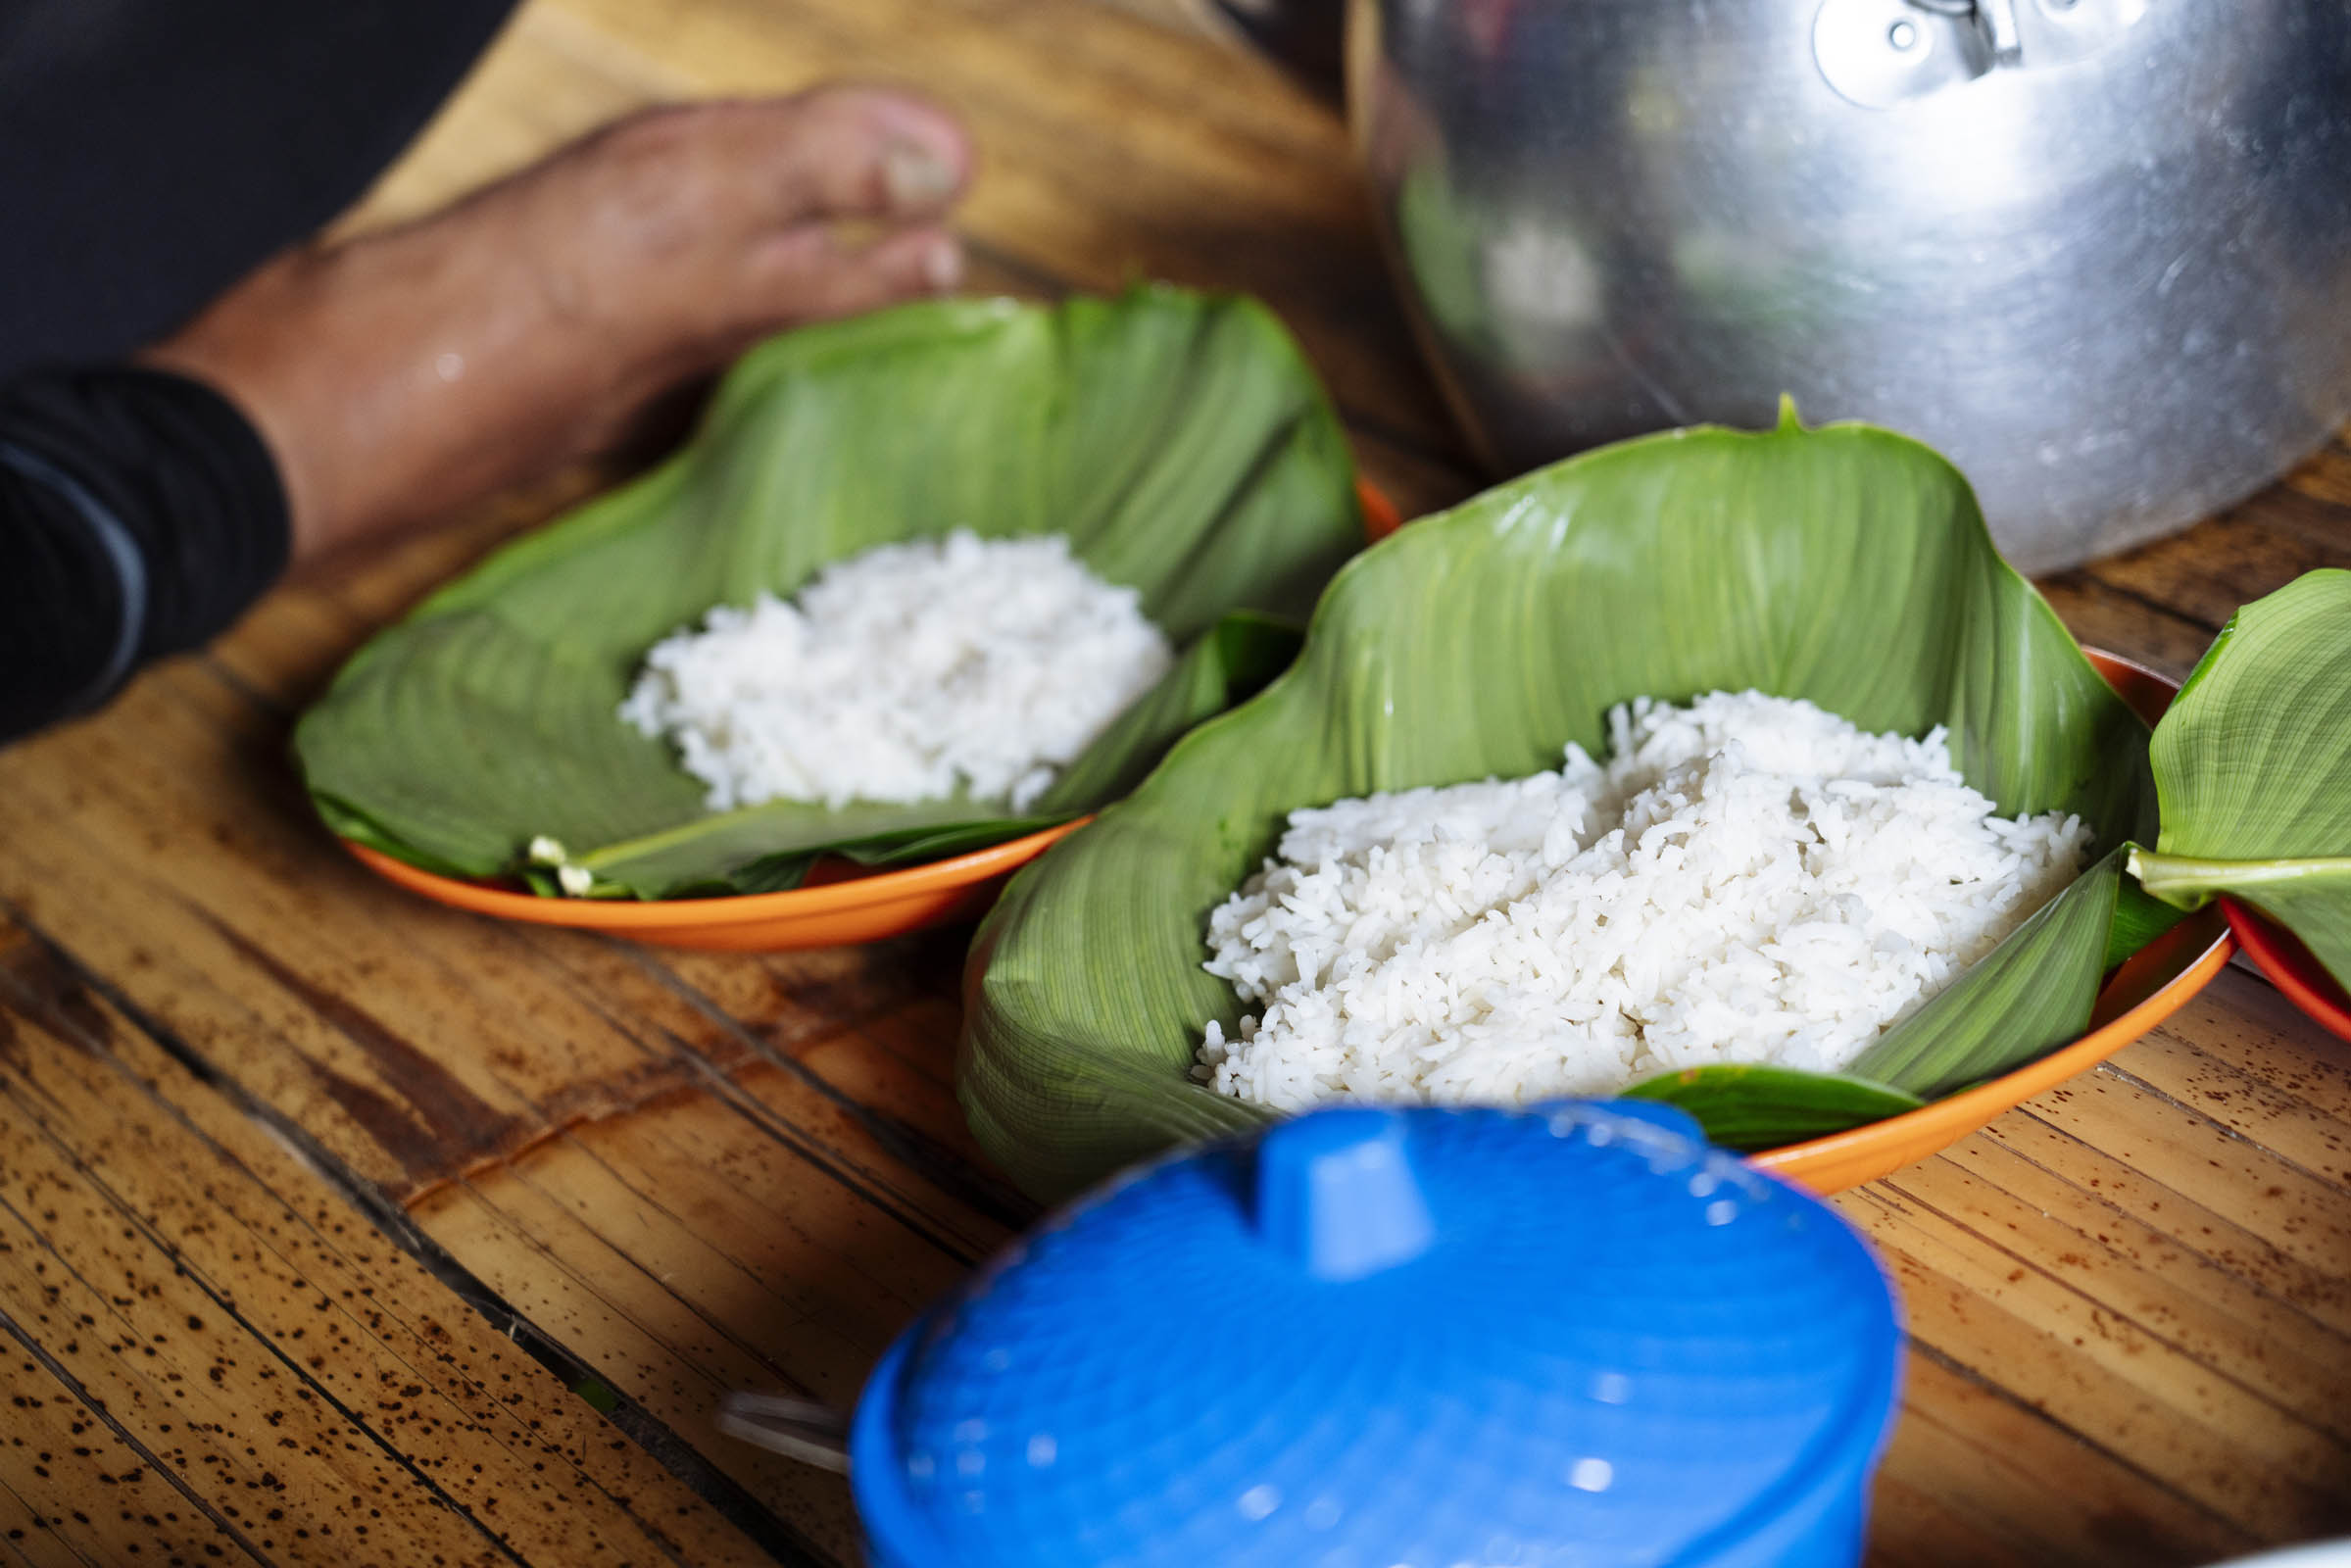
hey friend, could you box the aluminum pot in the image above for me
[1330,0,2351,573]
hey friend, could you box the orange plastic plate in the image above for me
[344,820,1088,951]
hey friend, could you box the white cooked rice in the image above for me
[618,531,1172,812]
[1197,691,2092,1109]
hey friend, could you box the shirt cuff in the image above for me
[0,365,291,664]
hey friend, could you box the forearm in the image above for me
[0,368,289,744]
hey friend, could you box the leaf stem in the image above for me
[2129,846,2351,908]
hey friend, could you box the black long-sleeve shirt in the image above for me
[0,1,519,380]
[0,369,289,741]
[1,0,517,745]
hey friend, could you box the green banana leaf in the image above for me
[2106,874,2192,972]
[1621,1067,1927,1153]
[1842,847,2124,1097]
[960,407,2162,1200]
[293,287,1362,899]
[2131,569,2351,987]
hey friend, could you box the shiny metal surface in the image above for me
[1347,0,2351,572]
[715,1391,852,1472]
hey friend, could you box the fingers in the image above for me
[544,86,977,349]
[696,86,976,229]
[736,222,965,332]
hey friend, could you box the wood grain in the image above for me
[0,924,782,1567]
[4,0,2351,1564]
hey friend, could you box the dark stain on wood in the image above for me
[202,912,529,1185]
[0,938,116,1058]
[296,1054,485,1195]
[2085,1505,2246,1563]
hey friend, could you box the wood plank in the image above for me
[0,1474,97,1568]
[0,1086,531,1567]
[0,1332,241,1568]
[1842,1180,2351,1538]
[0,682,1000,1555]
[0,926,780,1568]
[2022,1062,2351,1286]
[1947,1116,2351,1368]
[2084,506,2351,635]
[1980,1102,2351,1341]
[1881,1152,2351,1449]
[2037,574,2225,683]
[1876,1351,2251,1566]
[2105,970,2351,1190]
[1864,1474,2035,1568]
[1084,0,1234,36]
[543,1086,980,1323]
[631,947,1026,1236]
[2281,438,2351,510]
[413,1176,867,1560]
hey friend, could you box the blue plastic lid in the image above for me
[852,1102,1902,1568]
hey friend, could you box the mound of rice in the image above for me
[1198,691,2092,1108]
[619,531,1172,812]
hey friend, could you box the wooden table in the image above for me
[5,2,2351,1563]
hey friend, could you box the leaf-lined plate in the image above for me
[2128,570,2351,1039]
[328,606,1339,950]
[297,286,1380,946]
[958,410,2231,1202]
